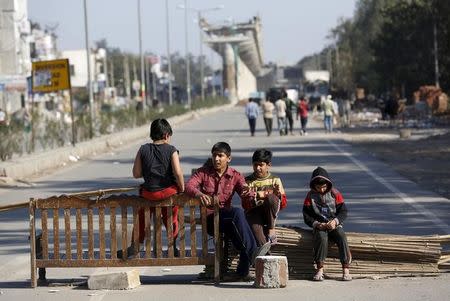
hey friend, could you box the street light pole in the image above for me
[83,0,94,139]
[178,3,223,106]
[184,0,192,108]
[198,10,205,101]
[433,19,440,89]
[137,0,146,109]
[165,0,173,105]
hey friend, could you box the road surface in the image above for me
[0,106,449,300]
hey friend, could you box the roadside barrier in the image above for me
[29,193,221,287]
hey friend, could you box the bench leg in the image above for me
[30,204,37,288]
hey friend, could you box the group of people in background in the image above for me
[250,92,310,137]
[129,117,352,283]
[246,90,353,136]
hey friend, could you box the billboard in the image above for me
[32,59,71,93]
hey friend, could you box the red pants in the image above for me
[137,186,179,243]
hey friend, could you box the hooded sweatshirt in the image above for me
[302,167,347,228]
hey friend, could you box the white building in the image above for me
[29,25,58,61]
[60,49,106,91]
[0,0,31,113]
[60,49,94,89]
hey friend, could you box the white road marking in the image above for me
[328,139,450,233]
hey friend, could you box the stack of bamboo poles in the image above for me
[227,227,450,280]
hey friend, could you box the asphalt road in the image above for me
[0,106,449,300]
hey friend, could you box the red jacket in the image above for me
[185,165,247,210]
[297,100,309,118]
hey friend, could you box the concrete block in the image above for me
[254,256,288,288]
[87,269,141,290]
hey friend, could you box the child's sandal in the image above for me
[313,269,324,281]
[342,269,352,281]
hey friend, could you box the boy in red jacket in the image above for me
[303,166,352,281]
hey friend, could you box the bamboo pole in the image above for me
[0,186,140,212]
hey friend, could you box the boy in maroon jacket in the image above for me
[303,166,352,281]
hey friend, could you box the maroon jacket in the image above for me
[185,165,247,210]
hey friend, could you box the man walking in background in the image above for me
[321,95,336,133]
[245,98,259,136]
[262,99,275,136]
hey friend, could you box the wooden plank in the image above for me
[29,199,37,288]
[121,206,127,258]
[53,208,60,260]
[76,209,82,260]
[64,208,71,260]
[201,206,207,258]
[152,210,157,257]
[167,206,174,258]
[178,204,186,258]
[110,207,117,259]
[35,194,201,210]
[87,208,94,259]
[144,207,151,258]
[155,207,162,258]
[41,209,49,259]
[190,206,196,258]
[36,256,215,268]
[99,207,105,259]
[132,206,139,258]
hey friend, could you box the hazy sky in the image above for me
[28,0,357,66]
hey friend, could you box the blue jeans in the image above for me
[277,117,286,135]
[207,207,257,276]
[324,115,333,132]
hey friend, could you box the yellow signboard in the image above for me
[32,59,71,93]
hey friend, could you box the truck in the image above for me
[302,70,330,110]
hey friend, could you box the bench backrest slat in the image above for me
[53,209,59,260]
[144,207,151,258]
[64,209,71,259]
[201,206,208,258]
[121,206,127,258]
[87,208,94,259]
[99,207,105,259]
[190,206,196,257]
[110,207,117,259]
[132,206,140,258]
[178,206,186,258]
[76,209,82,259]
[167,205,174,258]
[41,209,49,259]
[155,207,162,258]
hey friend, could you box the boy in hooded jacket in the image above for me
[303,166,352,281]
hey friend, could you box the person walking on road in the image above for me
[185,142,270,281]
[243,149,287,248]
[125,118,185,258]
[321,95,336,133]
[275,96,287,136]
[297,96,309,135]
[0,108,6,126]
[261,99,275,136]
[245,98,259,136]
[283,91,296,135]
[303,166,352,282]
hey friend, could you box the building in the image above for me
[0,0,31,113]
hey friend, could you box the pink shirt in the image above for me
[185,165,247,210]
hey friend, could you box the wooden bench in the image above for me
[29,193,221,287]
